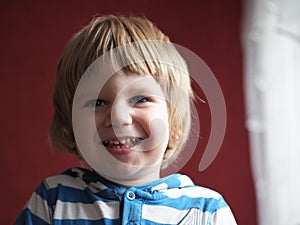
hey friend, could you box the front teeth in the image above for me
[102,138,142,148]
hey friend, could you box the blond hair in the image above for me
[49,15,194,168]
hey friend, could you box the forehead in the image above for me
[99,72,165,97]
[75,69,166,99]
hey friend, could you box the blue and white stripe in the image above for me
[15,167,237,225]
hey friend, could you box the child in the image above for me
[15,15,237,225]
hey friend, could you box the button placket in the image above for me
[122,189,142,224]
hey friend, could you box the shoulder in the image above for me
[31,167,107,208]
[163,174,223,199]
[41,167,91,190]
[33,167,107,201]
[163,174,228,212]
[31,168,92,202]
[158,174,237,224]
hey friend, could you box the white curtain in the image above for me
[242,0,300,225]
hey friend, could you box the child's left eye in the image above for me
[129,96,149,104]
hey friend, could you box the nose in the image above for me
[104,102,133,128]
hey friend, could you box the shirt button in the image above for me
[126,191,135,200]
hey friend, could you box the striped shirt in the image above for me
[15,167,237,225]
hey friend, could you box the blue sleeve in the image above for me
[14,181,53,225]
[14,208,50,225]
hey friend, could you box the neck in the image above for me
[102,168,161,187]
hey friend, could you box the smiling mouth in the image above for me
[102,137,143,149]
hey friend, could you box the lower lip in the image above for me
[106,147,133,156]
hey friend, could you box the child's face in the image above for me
[73,71,170,185]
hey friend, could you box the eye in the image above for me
[129,95,149,104]
[85,99,106,108]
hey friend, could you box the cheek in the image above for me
[94,112,110,136]
[136,108,168,134]
[73,112,96,140]
[73,112,104,162]
[74,110,110,150]
[137,107,169,150]
[94,114,103,132]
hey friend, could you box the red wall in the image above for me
[0,1,257,224]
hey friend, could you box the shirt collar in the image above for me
[69,167,195,200]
